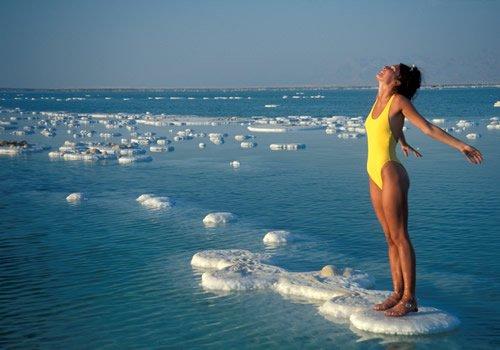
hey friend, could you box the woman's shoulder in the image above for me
[392,93,412,108]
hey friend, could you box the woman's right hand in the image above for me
[460,144,483,164]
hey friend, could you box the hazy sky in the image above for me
[1,0,498,88]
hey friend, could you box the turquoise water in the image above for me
[1,88,499,349]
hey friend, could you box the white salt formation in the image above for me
[240,141,257,149]
[318,291,391,319]
[455,120,473,129]
[191,249,269,270]
[202,212,237,227]
[319,265,341,277]
[118,155,152,164]
[486,118,500,130]
[274,270,374,301]
[66,192,85,203]
[248,125,288,133]
[349,307,460,336]
[431,118,445,125]
[465,133,479,140]
[262,230,291,245]
[136,194,173,209]
[0,140,48,155]
[269,143,306,151]
[229,160,240,168]
[494,101,500,107]
[192,248,460,336]
[234,134,253,142]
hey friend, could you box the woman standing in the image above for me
[364,64,483,317]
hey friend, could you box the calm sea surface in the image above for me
[1,88,499,349]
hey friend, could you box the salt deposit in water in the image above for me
[202,212,237,227]
[136,194,173,209]
[66,192,85,203]
[269,143,306,151]
[262,230,291,245]
[192,249,460,336]
[240,141,257,149]
[349,307,460,336]
[465,133,479,140]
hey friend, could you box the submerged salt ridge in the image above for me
[191,249,460,336]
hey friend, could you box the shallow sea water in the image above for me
[1,88,499,349]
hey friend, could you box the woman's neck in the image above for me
[377,83,395,100]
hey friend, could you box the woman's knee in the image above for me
[384,232,397,246]
[389,229,411,247]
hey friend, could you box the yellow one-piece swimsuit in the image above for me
[364,94,400,189]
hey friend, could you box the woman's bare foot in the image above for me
[384,297,418,317]
[373,292,402,311]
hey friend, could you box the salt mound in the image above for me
[274,270,375,301]
[118,155,152,164]
[201,262,284,291]
[66,192,85,202]
[203,212,237,227]
[240,141,257,149]
[247,125,287,133]
[263,230,291,245]
[318,291,390,319]
[349,307,460,335]
[269,143,306,151]
[191,249,267,270]
[319,265,341,277]
[136,194,173,209]
[230,160,240,168]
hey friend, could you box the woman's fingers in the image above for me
[462,145,483,164]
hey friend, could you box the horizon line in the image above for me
[1,82,499,91]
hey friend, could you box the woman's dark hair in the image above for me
[396,63,422,100]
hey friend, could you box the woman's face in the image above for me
[376,64,401,85]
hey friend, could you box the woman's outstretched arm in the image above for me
[397,95,483,164]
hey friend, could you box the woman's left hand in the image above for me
[401,143,423,158]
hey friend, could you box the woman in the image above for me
[364,63,483,317]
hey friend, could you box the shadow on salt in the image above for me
[191,249,460,337]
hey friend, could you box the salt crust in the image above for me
[66,192,85,202]
[136,194,173,209]
[202,212,237,227]
[192,249,460,336]
[191,249,373,298]
[262,230,291,245]
[349,307,460,335]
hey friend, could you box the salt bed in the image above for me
[136,194,173,209]
[202,212,237,227]
[192,249,460,336]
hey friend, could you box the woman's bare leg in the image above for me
[369,179,403,310]
[380,162,417,316]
